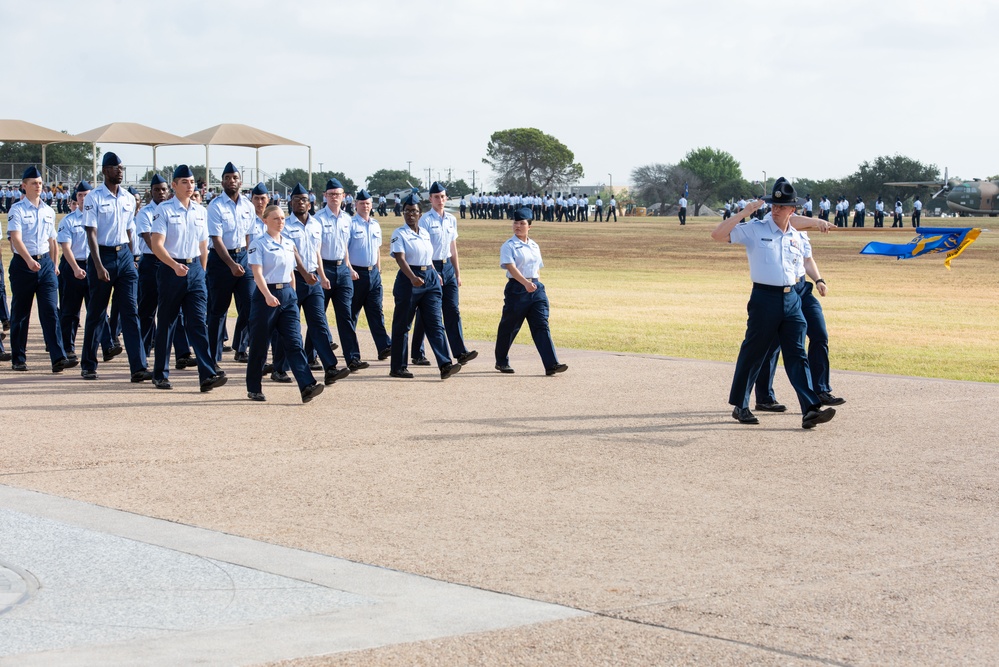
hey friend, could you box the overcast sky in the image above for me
[9,0,997,190]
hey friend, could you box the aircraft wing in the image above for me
[883,181,946,187]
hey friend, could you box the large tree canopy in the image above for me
[631,163,701,209]
[677,147,744,214]
[366,169,419,194]
[0,138,95,166]
[276,169,356,194]
[483,128,583,192]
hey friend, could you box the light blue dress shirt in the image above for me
[82,183,136,246]
[58,208,89,259]
[7,198,56,256]
[133,202,158,255]
[390,225,434,266]
[500,236,543,280]
[728,214,806,286]
[248,233,297,284]
[207,193,254,250]
[315,205,352,261]
[151,198,209,260]
[282,214,322,273]
[348,215,383,267]
[418,209,457,261]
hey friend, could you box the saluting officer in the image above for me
[316,178,367,372]
[388,193,461,380]
[411,182,477,368]
[245,204,325,403]
[147,165,227,393]
[206,162,254,364]
[79,152,150,382]
[494,207,568,376]
[6,166,74,372]
[347,189,392,364]
[283,182,350,385]
[710,177,835,429]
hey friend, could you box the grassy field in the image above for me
[3,212,997,382]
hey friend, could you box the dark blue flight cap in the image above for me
[150,174,167,186]
[401,192,420,207]
[514,207,533,221]
[102,152,122,167]
[291,183,308,196]
[355,189,371,201]
[429,181,446,194]
[222,162,238,175]
[251,182,268,196]
[173,164,195,179]
[75,180,93,193]
[325,178,343,191]
[21,166,42,180]
[127,186,138,195]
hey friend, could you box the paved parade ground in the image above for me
[1,326,997,666]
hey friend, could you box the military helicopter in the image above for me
[885,168,999,216]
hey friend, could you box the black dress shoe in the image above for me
[308,359,322,371]
[0,352,11,362]
[390,369,414,378]
[247,391,266,402]
[81,370,98,380]
[175,355,195,370]
[300,381,324,403]
[103,344,124,362]
[545,363,568,376]
[440,362,461,380]
[324,366,351,384]
[802,407,836,429]
[130,369,153,383]
[457,350,478,365]
[347,360,369,372]
[495,364,515,373]
[329,341,339,351]
[817,391,846,406]
[200,374,228,392]
[732,407,759,424]
[377,347,392,360]
[52,357,78,373]
[1,320,8,331]
[262,363,274,375]
[214,366,226,376]
[222,344,233,353]
[12,362,28,372]
[754,401,787,412]
[234,351,249,363]
[153,378,173,390]
[270,370,292,383]
[412,356,431,366]
[66,353,78,362]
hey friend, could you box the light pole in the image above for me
[406,161,412,176]
[608,173,613,194]
[761,171,767,195]
[318,162,324,172]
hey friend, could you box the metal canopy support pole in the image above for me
[205,144,210,190]
[256,148,260,186]
[93,142,98,182]
[308,146,312,190]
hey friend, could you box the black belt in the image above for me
[753,281,801,293]
[409,264,429,271]
[354,265,375,271]
[98,244,124,253]
[267,283,289,290]
[322,259,344,267]
[26,253,44,261]
[432,258,449,267]
[73,257,87,263]
[172,257,197,264]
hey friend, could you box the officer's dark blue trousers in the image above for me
[391,267,450,372]
[349,267,391,357]
[246,285,314,393]
[207,249,252,362]
[296,276,339,370]
[138,254,191,360]
[730,284,820,414]
[754,280,831,403]
[494,279,559,370]
[58,257,89,356]
[82,246,146,374]
[8,254,66,366]
[153,262,214,383]
[321,260,358,360]
[411,260,466,360]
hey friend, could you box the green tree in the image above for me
[366,169,419,194]
[848,154,939,203]
[677,147,744,215]
[277,169,356,193]
[630,163,702,211]
[483,128,583,192]
[0,137,96,166]
[446,179,472,197]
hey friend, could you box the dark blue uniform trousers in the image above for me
[8,254,67,366]
[729,284,821,414]
[754,280,832,403]
[391,267,450,373]
[296,276,339,370]
[411,260,468,361]
[321,260,358,359]
[246,285,315,393]
[137,254,191,359]
[349,267,391,360]
[494,279,559,370]
[152,262,214,383]
[58,258,121,357]
[207,249,252,362]
[81,247,146,374]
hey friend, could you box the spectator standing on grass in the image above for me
[678,194,687,225]
[607,195,617,221]
[893,197,903,227]
[710,177,836,430]
[595,195,604,221]
[912,196,922,227]
[874,195,885,227]
[853,196,865,227]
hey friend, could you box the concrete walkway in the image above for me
[1,332,997,665]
